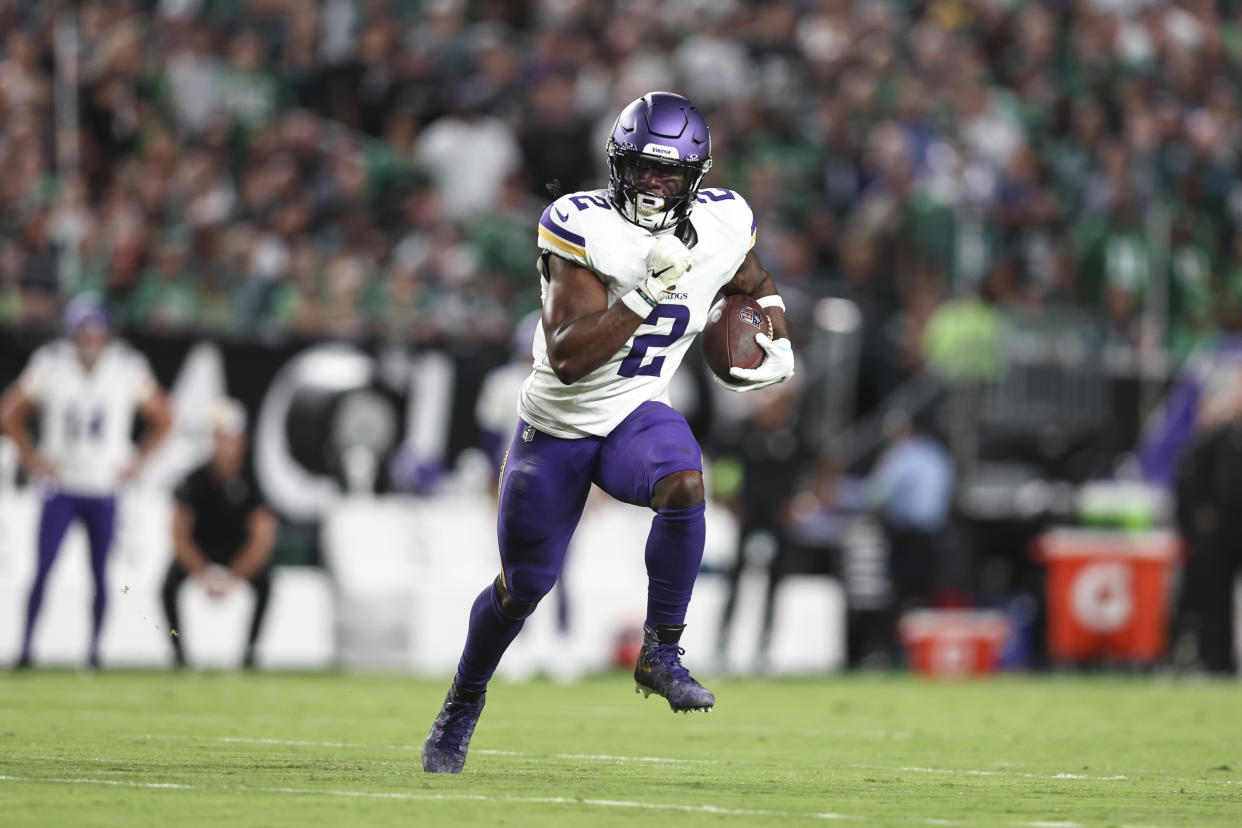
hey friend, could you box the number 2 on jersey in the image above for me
[618,305,689,378]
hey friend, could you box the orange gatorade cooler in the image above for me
[1033,529,1183,663]
[899,609,1011,678]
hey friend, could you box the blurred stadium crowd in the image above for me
[3,0,1242,372]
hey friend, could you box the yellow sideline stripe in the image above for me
[749,229,757,249]
[539,226,587,259]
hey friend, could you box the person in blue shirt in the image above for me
[867,409,955,614]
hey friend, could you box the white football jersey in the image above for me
[19,340,158,496]
[523,187,756,438]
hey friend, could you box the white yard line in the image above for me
[0,774,851,820]
[216,736,718,765]
[0,775,196,790]
[248,785,854,819]
[851,765,1129,782]
[537,752,718,764]
[218,736,396,749]
[0,774,1171,827]
[804,728,913,741]
[203,737,1225,784]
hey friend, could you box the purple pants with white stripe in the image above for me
[454,401,708,694]
[20,490,116,666]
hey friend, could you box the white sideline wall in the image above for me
[0,487,844,675]
[0,489,335,670]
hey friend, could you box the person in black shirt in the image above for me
[162,399,276,669]
[1172,391,1242,674]
[716,385,805,668]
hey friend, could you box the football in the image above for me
[701,294,772,384]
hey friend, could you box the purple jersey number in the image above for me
[618,305,690,378]
[65,406,104,442]
[695,188,735,203]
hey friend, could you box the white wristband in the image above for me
[620,288,656,318]
[757,295,786,312]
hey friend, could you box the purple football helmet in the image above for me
[62,293,110,334]
[606,92,712,231]
[62,292,110,366]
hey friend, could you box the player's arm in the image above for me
[120,387,173,482]
[172,502,212,575]
[544,235,694,384]
[537,194,693,383]
[228,506,277,581]
[0,382,55,481]
[717,250,795,391]
[542,254,649,384]
[721,250,789,341]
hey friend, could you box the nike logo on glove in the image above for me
[651,266,673,279]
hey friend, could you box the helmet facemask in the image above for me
[607,139,712,232]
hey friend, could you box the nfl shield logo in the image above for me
[738,307,763,329]
[522,424,536,443]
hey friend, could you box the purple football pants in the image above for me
[454,401,707,694]
[21,490,117,664]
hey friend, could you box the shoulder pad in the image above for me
[33,341,73,371]
[538,193,604,268]
[104,341,140,368]
[47,339,74,359]
[695,188,756,250]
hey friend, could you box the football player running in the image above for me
[1,295,172,668]
[423,92,794,773]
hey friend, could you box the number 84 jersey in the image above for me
[18,340,157,495]
[520,187,756,439]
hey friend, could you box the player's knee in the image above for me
[651,470,705,511]
[494,574,540,619]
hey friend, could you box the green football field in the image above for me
[1,671,1239,827]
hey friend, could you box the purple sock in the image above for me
[644,502,706,627]
[89,586,106,662]
[453,583,528,695]
[21,573,50,660]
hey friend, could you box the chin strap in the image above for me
[674,219,698,249]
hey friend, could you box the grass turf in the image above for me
[1,670,1240,827]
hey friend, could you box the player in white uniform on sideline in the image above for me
[1,295,172,668]
[423,92,795,773]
